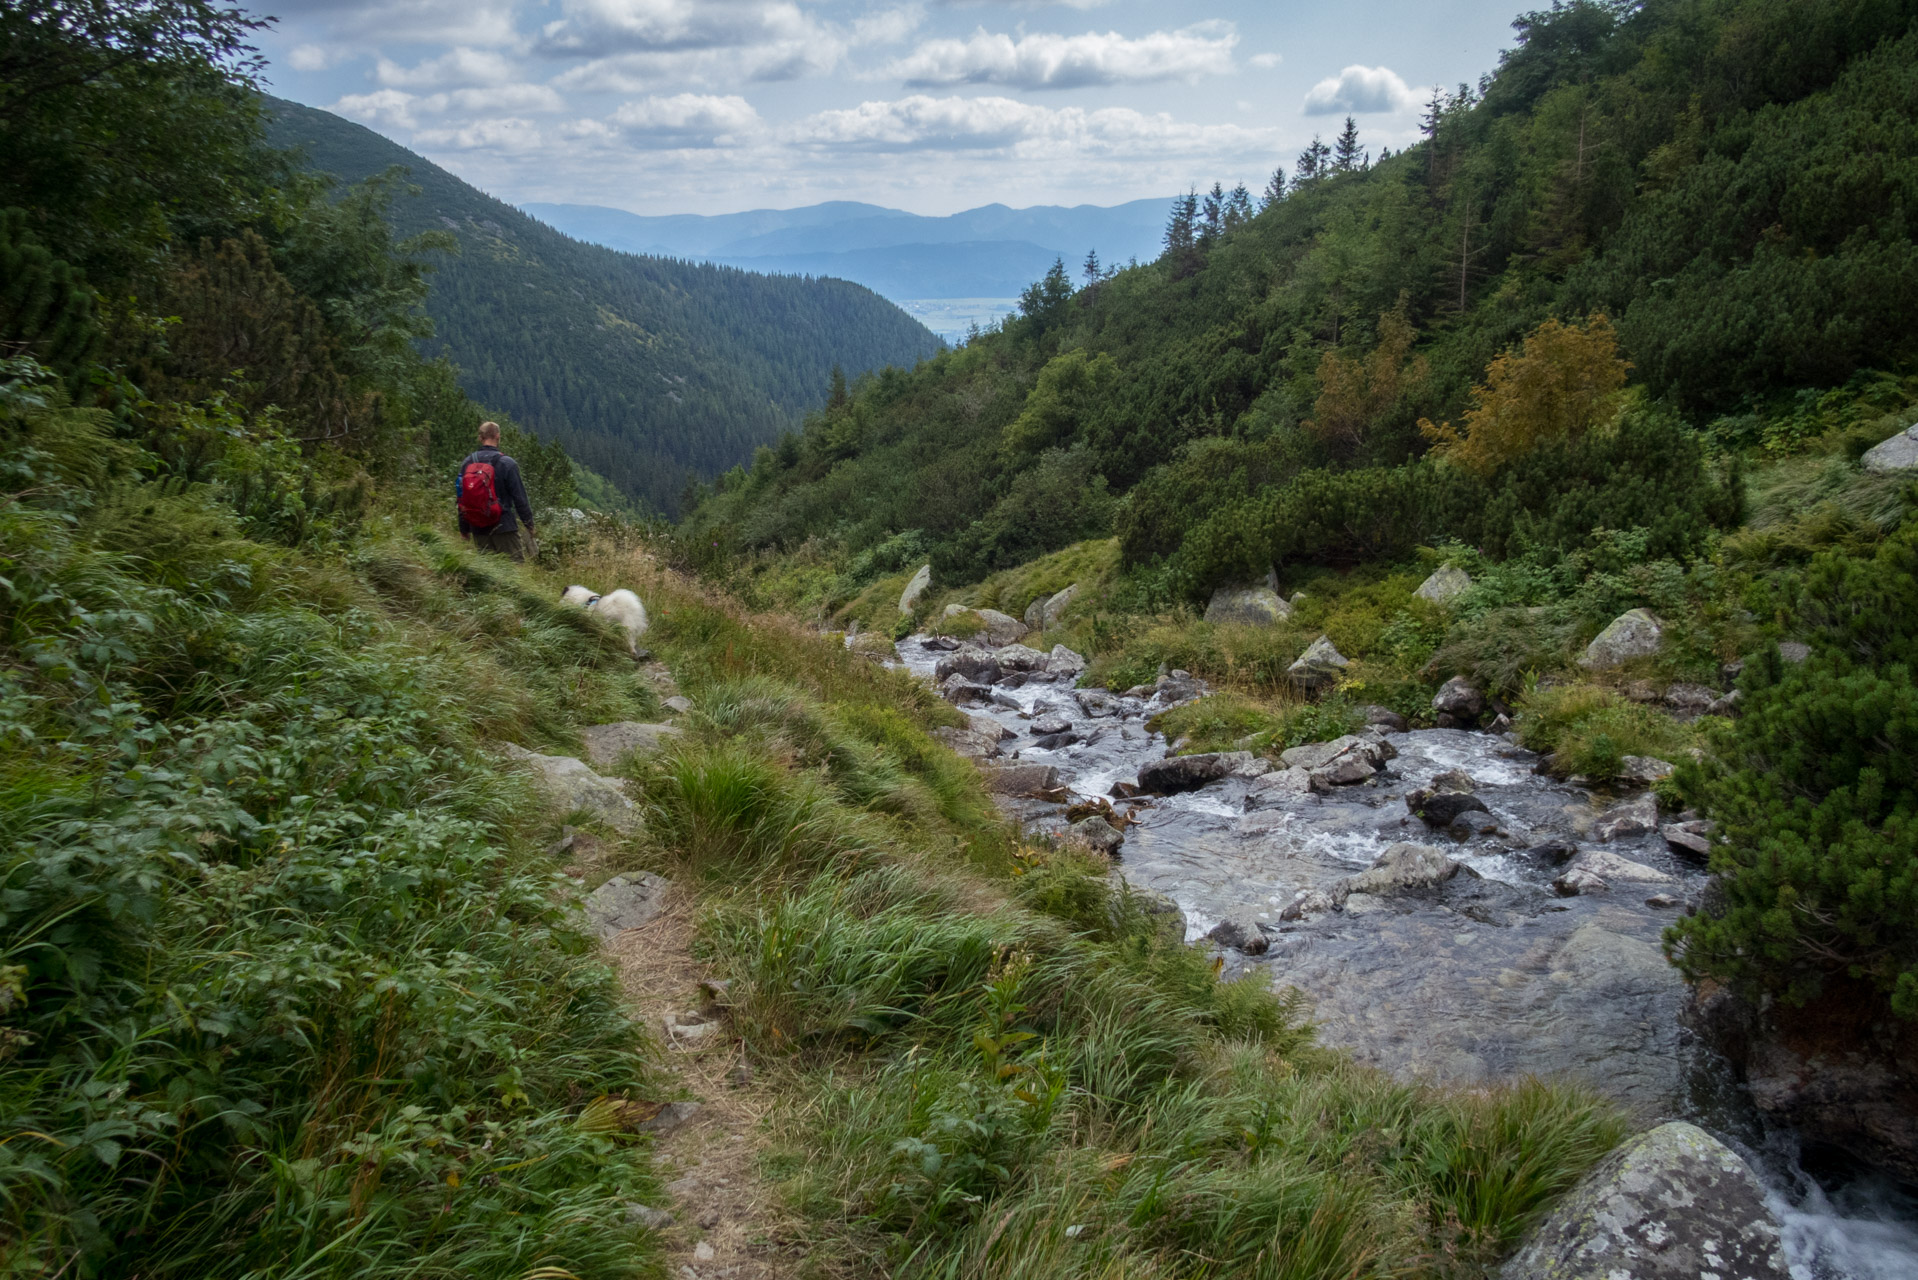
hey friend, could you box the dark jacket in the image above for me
[457,448,535,535]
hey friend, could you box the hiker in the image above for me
[456,421,537,560]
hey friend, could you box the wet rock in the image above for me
[1073,687,1119,718]
[934,648,1000,683]
[1645,893,1679,908]
[1413,564,1472,604]
[1204,585,1294,627]
[921,634,961,651]
[1287,635,1350,690]
[1031,731,1081,750]
[1363,705,1409,733]
[1567,850,1674,884]
[584,870,671,939]
[1429,768,1476,793]
[1553,866,1609,896]
[1501,1121,1789,1280]
[1407,789,1490,828]
[579,722,683,770]
[1522,838,1579,866]
[1137,751,1248,794]
[982,763,1062,797]
[939,674,994,706]
[1594,793,1660,841]
[1861,421,1918,473]
[501,743,643,833]
[1048,644,1088,678]
[1031,712,1073,737]
[1206,911,1270,955]
[993,643,1051,673]
[1344,843,1461,896]
[1431,676,1485,728]
[898,563,933,614]
[1065,815,1124,856]
[1244,767,1312,810]
[1577,608,1664,669]
[1661,820,1713,860]
[1447,809,1500,838]
[990,688,1023,711]
[1777,640,1811,663]
[1280,887,1343,921]
[1616,754,1674,785]
[1311,756,1379,790]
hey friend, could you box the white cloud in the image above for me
[537,0,819,56]
[332,83,563,131]
[333,88,427,130]
[792,94,1271,158]
[271,0,521,46]
[287,43,335,71]
[852,5,923,46]
[601,92,762,145]
[413,117,549,152]
[1302,64,1420,115]
[888,22,1235,89]
[1248,51,1281,70]
[375,47,520,89]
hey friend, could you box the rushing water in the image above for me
[891,635,1918,1279]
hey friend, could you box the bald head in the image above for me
[478,421,501,445]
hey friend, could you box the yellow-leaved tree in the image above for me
[1419,314,1631,473]
[1307,297,1427,456]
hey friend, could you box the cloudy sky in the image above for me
[258,0,1524,216]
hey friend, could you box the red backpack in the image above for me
[458,455,504,530]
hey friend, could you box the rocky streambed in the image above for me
[890,633,1918,1280]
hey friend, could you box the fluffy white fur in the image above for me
[560,584,598,607]
[589,588,649,656]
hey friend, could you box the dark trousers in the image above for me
[471,527,534,561]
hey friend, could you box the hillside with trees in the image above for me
[686,0,1918,1165]
[265,99,943,514]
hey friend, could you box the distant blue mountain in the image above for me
[522,198,1176,304]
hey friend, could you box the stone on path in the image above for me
[1204,585,1294,627]
[501,742,643,833]
[579,721,682,770]
[1414,564,1472,605]
[584,870,672,939]
[1500,1121,1789,1280]
[1578,608,1664,669]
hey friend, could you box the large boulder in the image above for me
[1048,645,1088,678]
[1205,911,1270,956]
[1279,734,1393,789]
[579,721,682,770]
[1343,843,1461,897]
[1500,1121,1789,1280]
[1287,635,1349,691]
[1578,608,1664,669]
[1064,815,1124,857]
[1593,793,1660,841]
[1204,585,1294,627]
[1035,584,1078,631]
[943,606,1029,647]
[992,643,1052,673]
[501,743,642,833]
[934,649,1000,684]
[1616,754,1674,785]
[1408,789,1490,829]
[898,564,932,614]
[1413,564,1472,605]
[1432,676,1485,728]
[934,713,1010,761]
[1566,849,1674,883]
[1074,687,1119,718]
[1861,421,1918,474]
[1244,766,1312,809]
[938,674,995,706]
[1137,751,1255,795]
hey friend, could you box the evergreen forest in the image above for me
[265,99,944,515]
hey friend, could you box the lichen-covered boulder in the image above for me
[1578,608,1664,669]
[1287,635,1349,690]
[898,564,932,614]
[1500,1121,1789,1280]
[1414,564,1472,604]
[1205,585,1294,627]
[1861,422,1918,474]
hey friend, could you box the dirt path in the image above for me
[604,887,804,1279]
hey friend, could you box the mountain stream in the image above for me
[892,635,1918,1280]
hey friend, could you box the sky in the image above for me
[256,0,1528,216]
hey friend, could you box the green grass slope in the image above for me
[264,98,944,515]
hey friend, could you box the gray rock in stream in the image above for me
[1594,793,1660,841]
[1343,843,1462,897]
[934,649,1000,683]
[1501,1121,1789,1280]
[1206,911,1270,955]
[981,763,1062,797]
[1137,751,1255,794]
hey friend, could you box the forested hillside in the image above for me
[266,99,943,514]
[689,0,1918,585]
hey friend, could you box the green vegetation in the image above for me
[1513,684,1703,779]
[265,100,943,515]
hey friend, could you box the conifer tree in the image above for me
[1224,184,1253,229]
[1333,116,1363,171]
[1198,183,1226,246]
[1162,191,1197,256]
[1295,136,1330,182]
[1082,248,1101,284]
[1261,167,1287,209]
[827,363,848,410]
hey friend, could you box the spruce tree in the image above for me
[1261,167,1287,209]
[1162,191,1197,256]
[1198,183,1226,246]
[827,364,848,410]
[1295,137,1330,182]
[1333,116,1363,171]
[1082,248,1101,284]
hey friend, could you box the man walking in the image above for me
[457,421,537,560]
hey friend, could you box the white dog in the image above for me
[561,584,649,656]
